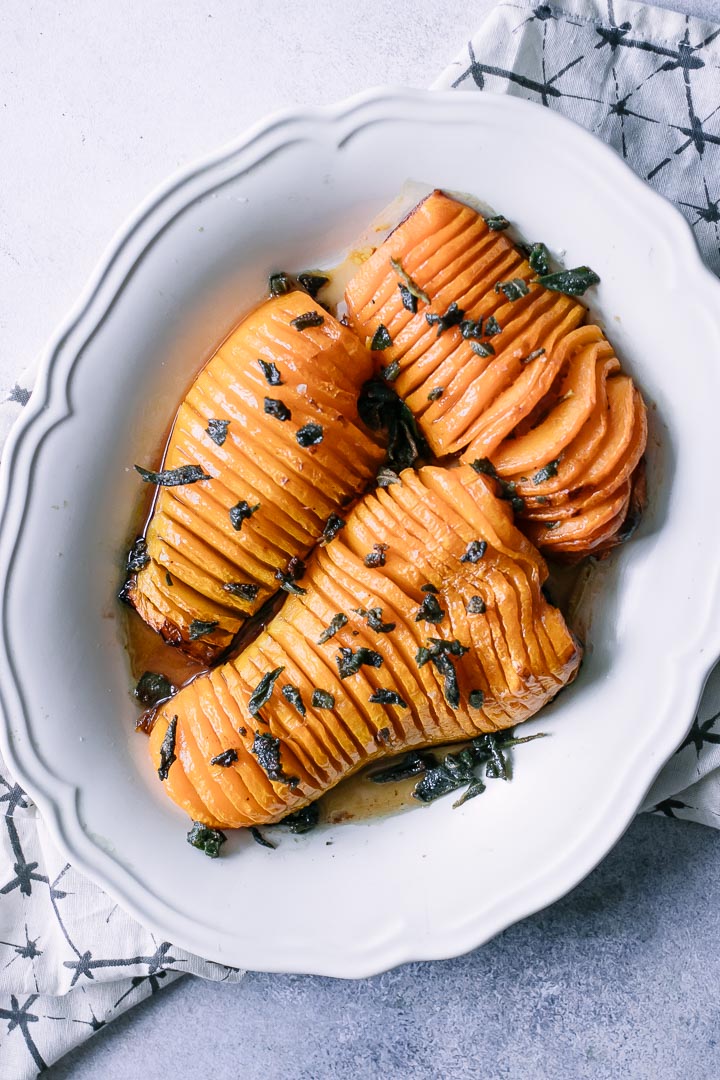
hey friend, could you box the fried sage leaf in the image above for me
[206,418,230,446]
[134,464,211,486]
[370,324,393,352]
[368,688,407,708]
[494,278,529,302]
[290,311,324,331]
[317,613,348,645]
[535,266,600,296]
[258,359,283,386]
[135,671,174,707]
[281,684,306,717]
[229,500,260,531]
[311,689,335,710]
[157,716,178,781]
[210,748,239,767]
[248,666,285,716]
[280,803,320,833]
[297,272,329,298]
[251,730,297,785]
[335,646,383,679]
[187,821,227,858]
[250,826,276,849]
[126,537,150,572]
[296,422,323,447]
[188,619,219,640]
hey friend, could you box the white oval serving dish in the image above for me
[1,88,719,977]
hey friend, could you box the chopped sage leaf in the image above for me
[335,646,383,679]
[264,397,291,422]
[117,578,134,606]
[467,596,486,615]
[229,500,260,531]
[460,540,487,564]
[431,652,460,708]
[453,778,487,807]
[381,359,400,382]
[268,272,291,296]
[371,324,393,351]
[317,613,348,645]
[527,242,551,276]
[280,803,320,833]
[285,555,306,581]
[495,277,530,302]
[353,607,396,634]
[484,315,502,337]
[364,542,388,569]
[223,581,260,601]
[427,387,444,402]
[157,716,177,781]
[281,684,306,717]
[427,637,469,658]
[250,826,276,849]
[274,570,306,595]
[377,727,391,744]
[210,748,238,767]
[398,284,417,313]
[459,319,483,339]
[369,749,435,784]
[471,341,495,358]
[135,671,174,707]
[425,301,464,337]
[297,272,330,298]
[532,459,560,485]
[414,594,445,625]
[187,821,226,858]
[134,464,211,486]
[390,257,430,305]
[258,359,283,386]
[188,619,219,640]
[296,422,323,447]
[165,571,174,587]
[357,379,428,471]
[486,214,510,231]
[311,689,335,710]
[535,266,600,296]
[522,347,545,364]
[251,730,297,785]
[206,418,230,446]
[126,537,150,572]
[248,666,285,716]
[468,689,485,709]
[377,466,401,487]
[290,310,324,331]
[322,514,346,543]
[368,688,407,708]
[421,583,438,594]
[413,747,476,803]
[470,457,497,478]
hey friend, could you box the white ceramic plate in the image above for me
[1,89,720,978]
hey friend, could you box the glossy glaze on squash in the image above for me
[128,292,384,662]
[344,191,647,560]
[149,466,581,828]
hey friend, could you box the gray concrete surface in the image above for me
[46,814,720,1080]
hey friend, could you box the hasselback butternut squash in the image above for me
[149,465,581,828]
[127,292,384,661]
[344,191,647,560]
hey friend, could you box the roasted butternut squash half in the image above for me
[127,292,384,662]
[344,191,647,560]
[149,465,581,828]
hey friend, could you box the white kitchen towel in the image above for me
[1,1,719,1076]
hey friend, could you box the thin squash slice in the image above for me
[344,191,647,560]
[149,465,581,828]
[128,292,384,662]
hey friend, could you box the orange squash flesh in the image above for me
[129,292,385,661]
[345,191,647,560]
[149,466,581,828]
